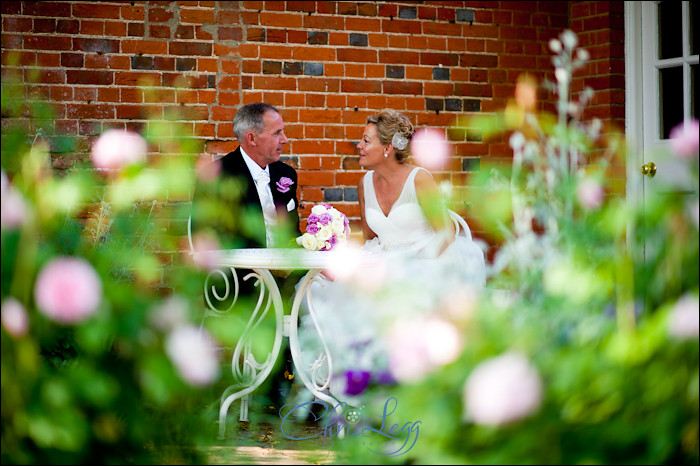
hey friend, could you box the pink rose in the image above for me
[276,176,294,193]
[411,128,452,171]
[577,177,605,210]
[34,257,102,324]
[463,352,543,426]
[91,129,147,170]
[1,297,29,338]
[166,325,220,386]
[668,294,699,339]
[386,317,462,383]
[669,120,699,159]
[1,185,27,230]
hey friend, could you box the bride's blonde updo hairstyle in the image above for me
[366,109,414,163]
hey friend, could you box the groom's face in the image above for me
[251,110,288,167]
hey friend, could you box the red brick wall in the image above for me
[1,1,624,243]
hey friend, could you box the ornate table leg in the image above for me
[202,267,285,439]
[287,270,342,415]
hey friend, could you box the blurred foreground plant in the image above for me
[0,77,228,464]
[331,29,698,465]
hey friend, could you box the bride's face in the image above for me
[357,123,387,168]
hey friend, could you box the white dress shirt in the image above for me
[241,148,277,247]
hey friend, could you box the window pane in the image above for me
[691,1,697,55]
[659,66,684,139]
[692,64,698,119]
[658,1,683,59]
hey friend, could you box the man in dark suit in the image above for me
[190,102,301,417]
[191,102,300,249]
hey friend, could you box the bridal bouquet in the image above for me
[296,204,350,251]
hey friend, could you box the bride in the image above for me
[296,109,486,404]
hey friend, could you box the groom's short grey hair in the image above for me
[233,102,280,141]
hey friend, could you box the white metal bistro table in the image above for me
[199,248,345,438]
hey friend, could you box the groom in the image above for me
[191,102,300,249]
[190,102,301,414]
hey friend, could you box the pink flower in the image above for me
[34,257,102,324]
[1,297,29,338]
[189,232,221,271]
[1,185,27,230]
[386,317,462,383]
[91,129,147,170]
[463,352,543,426]
[149,295,190,332]
[166,325,220,386]
[195,157,221,182]
[577,177,605,210]
[668,294,699,339]
[669,120,699,159]
[411,128,451,171]
[276,176,294,193]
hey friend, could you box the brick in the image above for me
[176,57,196,71]
[304,62,324,76]
[24,35,71,51]
[261,60,280,74]
[341,79,381,94]
[132,55,154,70]
[128,23,145,37]
[67,69,113,85]
[349,33,368,47]
[169,41,212,56]
[383,81,422,95]
[73,38,119,54]
[308,31,328,45]
[381,18,421,34]
[398,6,417,19]
[149,25,171,39]
[61,53,84,68]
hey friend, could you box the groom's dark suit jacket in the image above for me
[191,147,301,249]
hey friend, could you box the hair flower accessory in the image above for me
[276,176,294,193]
[392,132,409,150]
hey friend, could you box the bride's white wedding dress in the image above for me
[296,166,486,402]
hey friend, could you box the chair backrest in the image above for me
[187,215,194,253]
[448,209,473,241]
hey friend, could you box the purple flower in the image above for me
[306,223,320,235]
[344,370,371,396]
[276,176,294,193]
[307,213,320,225]
[318,212,333,225]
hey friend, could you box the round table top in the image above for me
[211,248,333,270]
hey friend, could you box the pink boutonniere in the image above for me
[276,177,294,193]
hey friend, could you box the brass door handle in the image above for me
[641,162,656,178]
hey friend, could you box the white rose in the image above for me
[331,220,345,236]
[316,226,332,242]
[329,208,341,220]
[311,205,327,215]
[300,233,320,250]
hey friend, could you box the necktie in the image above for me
[254,170,277,246]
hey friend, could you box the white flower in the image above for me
[463,352,543,426]
[509,132,526,151]
[549,38,562,53]
[555,67,570,84]
[316,226,332,242]
[311,205,327,215]
[392,132,409,150]
[166,325,220,386]
[1,297,29,338]
[668,294,699,339]
[298,232,320,250]
[560,29,578,50]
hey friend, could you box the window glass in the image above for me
[659,66,684,139]
[658,1,683,59]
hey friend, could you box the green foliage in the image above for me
[332,30,699,464]
[1,77,216,464]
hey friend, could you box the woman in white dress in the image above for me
[296,110,486,404]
